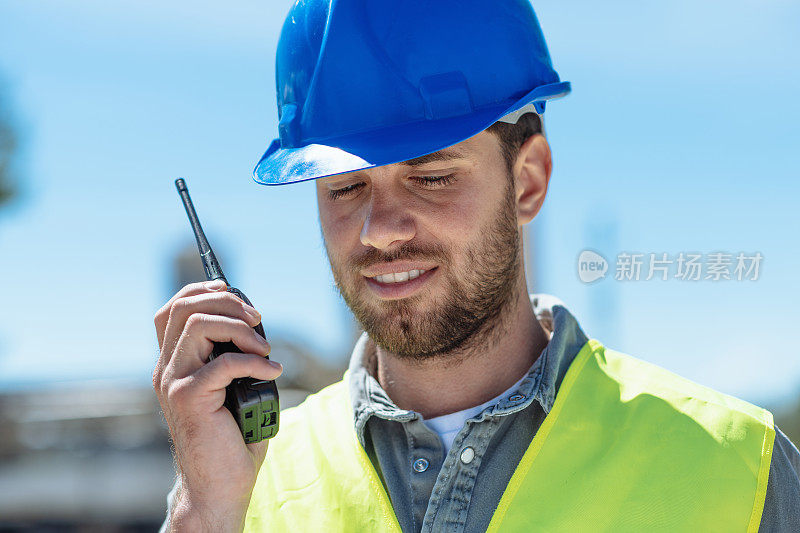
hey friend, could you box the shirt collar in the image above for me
[346,293,590,446]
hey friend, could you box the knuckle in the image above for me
[221,291,244,307]
[184,312,208,331]
[170,296,191,321]
[235,319,253,333]
[217,352,237,371]
[210,291,238,311]
[154,305,171,330]
[221,291,243,307]
[180,281,204,295]
[166,380,190,405]
[154,307,166,325]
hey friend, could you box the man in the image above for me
[154,1,800,531]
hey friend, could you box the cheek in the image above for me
[318,202,363,259]
[417,184,489,246]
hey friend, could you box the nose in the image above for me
[360,187,416,250]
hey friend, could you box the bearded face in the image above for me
[324,175,521,361]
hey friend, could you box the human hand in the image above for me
[152,280,282,531]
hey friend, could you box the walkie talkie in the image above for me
[175,178,279,443]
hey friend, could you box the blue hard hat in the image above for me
[254,0,570,186]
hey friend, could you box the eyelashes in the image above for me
[327,174,456,200]
[328,182,364,200]
[414,175,455,188]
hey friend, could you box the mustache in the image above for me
[349,242,448,270]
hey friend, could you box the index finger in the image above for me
[155,280,228,348]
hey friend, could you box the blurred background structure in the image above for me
[0,0,799,529]
[0,80,17,209]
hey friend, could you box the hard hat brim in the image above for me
[252,81,570,186]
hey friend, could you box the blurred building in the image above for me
[0,332,345,531]
[0,382,172,530]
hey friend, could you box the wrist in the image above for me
[170,489,250,533]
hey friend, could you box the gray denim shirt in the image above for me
[162,294,800,532]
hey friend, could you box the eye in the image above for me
[411,174,456,188]
[328,182,365,200]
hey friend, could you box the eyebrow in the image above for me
[397,148,468,167]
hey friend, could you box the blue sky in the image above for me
[0,1,798,408]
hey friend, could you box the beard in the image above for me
[325,177,522,361]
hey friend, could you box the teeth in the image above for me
[374,269,426,284]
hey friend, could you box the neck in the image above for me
[372,277,550,419]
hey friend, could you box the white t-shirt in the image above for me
[420,372,529,454]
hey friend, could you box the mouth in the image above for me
[363,266,439,300]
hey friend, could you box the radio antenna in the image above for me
[175,178,228,285]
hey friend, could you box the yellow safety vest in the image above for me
[245,339,775,532]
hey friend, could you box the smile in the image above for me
[371,269,427,284]
[363,267,438,300]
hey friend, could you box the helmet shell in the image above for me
[254,0,570,185]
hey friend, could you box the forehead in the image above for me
[319,131,496,183]
[397,130,495,166]
[396,146,469,167]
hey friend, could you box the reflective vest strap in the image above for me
[487,339,775,533]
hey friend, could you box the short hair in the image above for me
[485,112,543,173]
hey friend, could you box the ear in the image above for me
[513,133,552,225]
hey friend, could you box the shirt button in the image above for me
[509,393,526,403]
[460,447,475,465]
[413,458,429,473]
